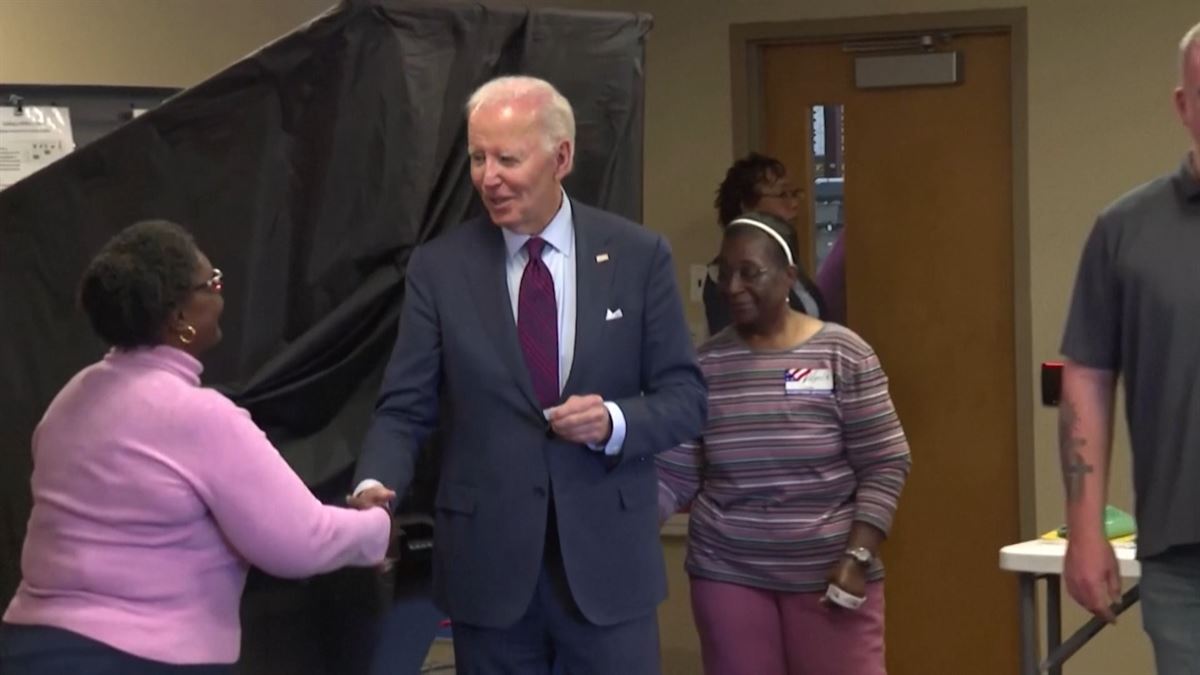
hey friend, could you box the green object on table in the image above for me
[1056,505,1137,540]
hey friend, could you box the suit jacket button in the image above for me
[545,427,555,439]
[534,487,547,498]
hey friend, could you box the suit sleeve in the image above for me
[612,235,708,462]
[354,245,442,502]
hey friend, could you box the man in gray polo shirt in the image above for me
[1058,20,1200,675]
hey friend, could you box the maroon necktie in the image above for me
[518,237,559,408]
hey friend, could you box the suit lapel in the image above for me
[462,220,543,416]
[564,201,615,397]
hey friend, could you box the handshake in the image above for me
[345,484,405,570]
[346,484,396,511]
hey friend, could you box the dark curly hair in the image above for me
[714,153,787,226]
[78,220,201,350]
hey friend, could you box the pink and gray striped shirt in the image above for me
[657,323,911,592]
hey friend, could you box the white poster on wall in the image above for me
[0,106,76,190]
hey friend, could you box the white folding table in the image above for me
[999,539,1140,675]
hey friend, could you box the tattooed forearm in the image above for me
[1059,399,1092,503]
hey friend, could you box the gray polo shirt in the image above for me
[1061,156,1200,559]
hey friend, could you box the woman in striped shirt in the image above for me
[658,213,911,675]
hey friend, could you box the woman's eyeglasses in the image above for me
[194,268,223,293]
[708,263,769,287]
[758,187,803,200]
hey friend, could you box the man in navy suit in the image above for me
[350,75,707,674]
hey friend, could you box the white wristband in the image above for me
[824,583,866,610]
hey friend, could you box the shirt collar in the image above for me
[1176,152,1200,202]
[502,189,574,259]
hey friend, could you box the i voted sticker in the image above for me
[784,368,833,394]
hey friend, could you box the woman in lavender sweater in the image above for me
[0,221,391,674]
[659,213,911,675]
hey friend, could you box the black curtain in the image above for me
[0,1,649,670]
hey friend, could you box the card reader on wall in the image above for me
[1041,361,1063,407]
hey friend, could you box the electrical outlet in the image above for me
[689,264,707,303]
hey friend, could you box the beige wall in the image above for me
[0,0,334,86]
[4,0,1198,673]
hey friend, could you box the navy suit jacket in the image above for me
[355,200,707,628]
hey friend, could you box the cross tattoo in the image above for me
[1064,450,1093,502]
[1059,400,1093,503]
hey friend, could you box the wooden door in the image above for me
[762,32,1018,675]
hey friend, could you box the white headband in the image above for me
[727,218,794,266]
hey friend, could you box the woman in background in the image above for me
[703,153,828,335]
[660,213,910,675]
[0,220,391,674]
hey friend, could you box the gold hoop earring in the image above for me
[178,325,197,345]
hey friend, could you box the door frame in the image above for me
[729,9,1035,538]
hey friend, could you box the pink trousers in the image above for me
[688,576,887,675]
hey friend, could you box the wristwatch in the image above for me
[844,546,874,566]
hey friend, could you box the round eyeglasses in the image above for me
[194,268,223,293]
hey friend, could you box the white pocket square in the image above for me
[605,308,623,321]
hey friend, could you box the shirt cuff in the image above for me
[353,479,385,497]
[588,401,626,456]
